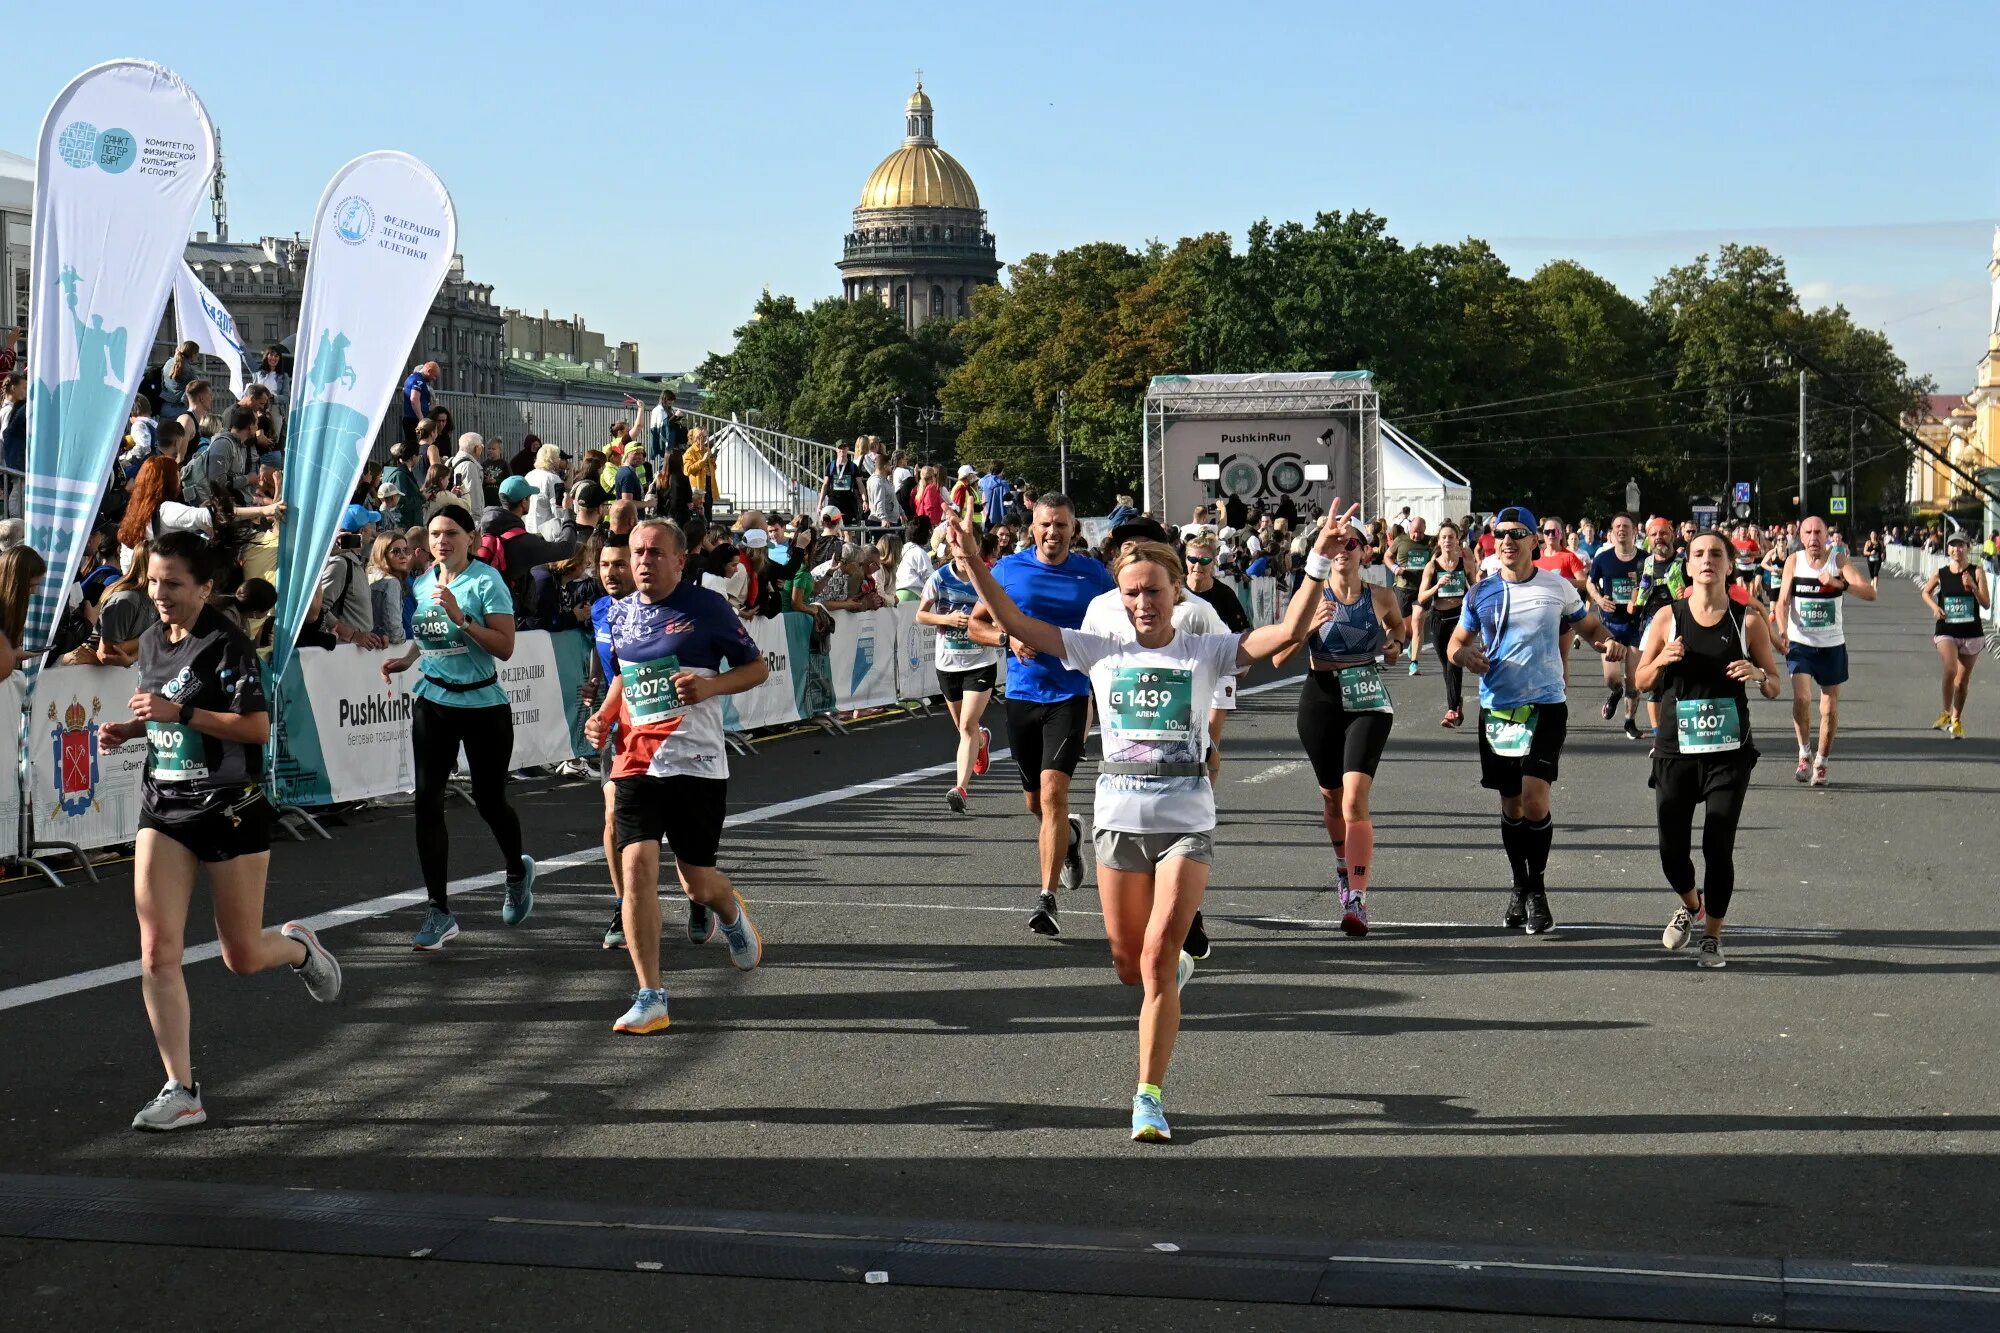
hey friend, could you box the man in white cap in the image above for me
[951,464,980,527]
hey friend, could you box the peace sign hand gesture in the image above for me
[1314,498,1364,558]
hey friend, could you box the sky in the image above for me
[5,1,1995,393]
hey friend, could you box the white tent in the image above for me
[0,148,31,214]
[710,421,816,517]
[1379,422,1471,526]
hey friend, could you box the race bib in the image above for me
[621,655,687,724]
[832,473,852,492]
[1337,664,1392,713]
[1609,577,1637,603]
[146,722,209,782]
[1796,597,1837,630]
[1675,697,1741,755]
[1107,666,1194,743]
[1406,547,1432,570]
[940,626,975,651]
[1483,705,1537,759]
[1943,594,1977,623]
[1436,570,1468,599]
[413,600,465,658]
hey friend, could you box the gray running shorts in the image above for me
[1092,827,1215,872]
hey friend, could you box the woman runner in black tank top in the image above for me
[1920,536,1991,737]
[1633,531,1782,969]
[1415,520,1474,727]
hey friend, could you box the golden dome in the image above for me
[859,144,980,210]
[907,86,933,112]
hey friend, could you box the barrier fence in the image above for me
[9,577,1284,881]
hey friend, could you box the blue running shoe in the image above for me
[720,893,762,972]
[501,855,536,926]
[613,987,671,1034]
[602,907,626,951]
[1131,1091,1171,1143]
[688,899,718,946]
[412,906,459,951]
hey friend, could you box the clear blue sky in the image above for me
[6,1,1994,392]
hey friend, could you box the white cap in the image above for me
[957,464,976,479]
[820,504,843,521]
[741,527,769,549]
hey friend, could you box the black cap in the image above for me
[574,480,608,508]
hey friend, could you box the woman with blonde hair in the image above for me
[682,426,717,513]
[914,465,945,524]
[159,341,201,418]
[368,531,415,644]
[0,543,46,676]
[946,510,1346,1144]
[525,441,569,539]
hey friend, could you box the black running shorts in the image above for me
[1296,669,1395,787]
[613,773,727,866]
[1476,701,1570,797]
[939,664,998,702]
[139,792,273,864]
[1006,696,1090,791]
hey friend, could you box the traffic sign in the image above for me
[1732,481,1751,505]
[1829,496,1849,515]
[1735,503,1751,519]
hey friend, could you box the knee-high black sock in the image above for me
[1500,816,1527,889]
[1522,815,1554,891]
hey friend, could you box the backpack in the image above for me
[474,526,536,619]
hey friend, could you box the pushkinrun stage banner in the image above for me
[270,152,456,682]
[21,61,215,661]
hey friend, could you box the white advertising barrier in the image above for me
[0,674,24,857]
[894,601,940,701]
[828,606,900,711]
[719,613,806,733]
[271,643,414,805]
[486,630,576,773]
[29,661,148,853]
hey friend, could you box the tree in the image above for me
[694,290,813,432]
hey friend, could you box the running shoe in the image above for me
[1793,755,1812,783]
[719,894,762,971]
[1442,709,1462,728]
[1696,936,1727,969]
[1503,888,1528,930]
[602,908,626,951]
[131,1080,205,1132]
[688,899,718,946]
[1339,886,1369,938]
[946,786,968,815]
[1602,686,1624,721]
[412,906,459,951]
[1524,890,1554,936]
[613,987,672,1034]
[1811,760,1829,787]
[1183,911,1210,961]
[1623,718,1643,741]
[974,727,991,776]
[1131,1090,1171,1142]
[1176,950,1194,993]
[1950,718,1965,740]
[1029,890,1061,937]
[1662,905,1698,951]
[281,922,342,1003]
[1932,710,1954,733]
[1407,657,1420,677]
[501,855,536,926]
[1060,815,1085,891]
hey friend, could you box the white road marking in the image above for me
[1241,761,1305,784]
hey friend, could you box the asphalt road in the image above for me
[1,575,1993,1329]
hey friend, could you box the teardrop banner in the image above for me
[269,153,456,679]
[21,61,216,664]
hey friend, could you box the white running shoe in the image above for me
[1697,936,1727,969]
[1176,949,1194,993]
[131,1080,206,1132]
[281,922,342,1003]
[1662,905,1697,951]
[720,893,763,971]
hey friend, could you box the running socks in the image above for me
[1522,815,1554,890]
[1500,816,1528,888]
[1323,805,1349,878]
[1137,1082,1162,1100]
[1346,821,1375,894]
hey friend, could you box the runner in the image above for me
[1586,513,1646,740]
[584,534,638,948]
[1414,520,1475,727]
[1448,505,1627,934]
[1772,515,1876,786]
[1633,531,1782,969]
[944,509,1334,1142]
[1387,516,1433,677]
[583,519,771,1035]
[917,528,1001,812]
[1920,533,1989,738]
[1630,518,1686,740]
[971,493,1114,938]
[380,505,537,950]
[1182,528,1251,785]
[106,531,340,1131]
[1280,513,1404,936]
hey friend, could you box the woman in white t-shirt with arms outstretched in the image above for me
[946,505,1344,1144]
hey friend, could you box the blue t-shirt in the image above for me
[1588,548,1644,625]
[402,370,433,421]
[978,473,1011,525]
[410,561,512,710]
[1459,568,1587,711]
[992,549,1114,702]
[590,593,617,683]
[614,464,643,500]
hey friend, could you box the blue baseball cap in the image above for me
[340,503,382,533]
[1493,505,1538,533]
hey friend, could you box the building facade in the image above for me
[837,79,1001,330]
[1903,228,2000,513]
[504,308,639,375]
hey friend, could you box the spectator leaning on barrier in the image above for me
[0,543,44,677]
[308,504,386,649]
[368,530,415,645]
[897,517,934,603]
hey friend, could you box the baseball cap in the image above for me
[741,527,769,550]
[498,475,534,505]
[1947,532,1970,547]
[1493,505,1538,533]
[374,480,401,502]
[340,503,382,533]
[573,480,607,508]
[957,464,976,479]
[820,504,843,521]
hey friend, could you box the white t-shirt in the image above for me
[920,566,1001,672]
[1058,628,1241,835]
[896,542,934,596]
[1080,587,1237,710]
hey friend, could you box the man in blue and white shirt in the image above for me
[1449,504,1626,936]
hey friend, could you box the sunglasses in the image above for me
[1494,528,1534,542]
[1185,555,1214,566]
[1333,538,1363,552]
[1541,528,1561,536]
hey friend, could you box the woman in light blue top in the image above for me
[380,505,535,950]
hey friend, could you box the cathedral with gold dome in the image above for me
[1905,228,2000,512]
[839,77,1001,330]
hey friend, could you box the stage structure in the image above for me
[1143,372,1380,526]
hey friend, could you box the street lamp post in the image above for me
[1797,369,1809,516]
[1056,391,1069,496]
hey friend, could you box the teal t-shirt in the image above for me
[410,560,511,710]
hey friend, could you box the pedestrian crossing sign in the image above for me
[1829,496,1849,514]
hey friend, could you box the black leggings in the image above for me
[413,696,524,911]
[1652,756,1751,920]
[1432,606,1464,713]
